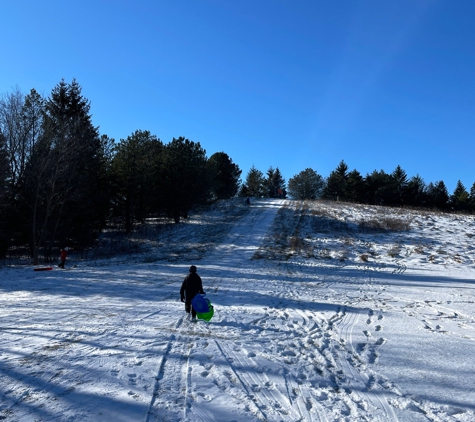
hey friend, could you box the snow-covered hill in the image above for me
[1,199,475,421]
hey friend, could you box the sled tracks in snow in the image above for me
[146,317,191,422]
[335,306,398,422]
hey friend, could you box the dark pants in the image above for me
[185,301,196,318]
[58,260,65,268]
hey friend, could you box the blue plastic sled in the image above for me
[191,294,214,321]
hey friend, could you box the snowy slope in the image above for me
[1,199,475,421]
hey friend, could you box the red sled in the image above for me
[34,267,53,272]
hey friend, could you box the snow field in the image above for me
[1,198,475,421]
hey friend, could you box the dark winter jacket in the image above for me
[180,273,204,303]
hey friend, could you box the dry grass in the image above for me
[388,244,401,258]
[359,217,411,233]
[413,245,424,254]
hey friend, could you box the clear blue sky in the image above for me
[1,0,474,193]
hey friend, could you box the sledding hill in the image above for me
[1,199,475,421]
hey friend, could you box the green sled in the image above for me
[196,298,214,321]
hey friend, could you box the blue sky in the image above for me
[1,0,474,193]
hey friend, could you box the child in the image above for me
[180,265,205,321]
[58,247,68,268]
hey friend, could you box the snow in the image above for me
[1,198,475,421]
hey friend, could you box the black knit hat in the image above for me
[189,265,197,273]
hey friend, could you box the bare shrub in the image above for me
[388,244,401,258]
[359,217,410,233]
[413,245,424,254]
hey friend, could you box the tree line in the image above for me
[0,80,241,262]
[273,160,474,212]
[240,160,474,212]
[1,80,473,262]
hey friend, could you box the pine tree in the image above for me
[405,174,426,207]
[323,160,348,200]
[265,167,286,198]
[207,152,242,199]
[426,181,449,210]
[111,130,163,232]
[364,170,392,205]
[240,165,266,197]
[450,180,469,211]
[161,137,208,223]
[390,165,408,206]
[346,169,365,203]
[20,79,107,261]
[287,168,324,200]
[469,182,475,212]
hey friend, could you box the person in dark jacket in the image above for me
[180,265,205,321]
[58,247,68,268]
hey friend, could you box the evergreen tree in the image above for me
[364,170,392,205]
[323,160,348,200]
[111,130,163,232]
[469,182,475,212]
[207,152,241,199]
[405,174,426,207]
[19,79,107,261]
[287,168,324,200]
[265,166,286,198]
[346,169,365,203]
[161,137,208,223]
[240,165,266,197]
[426,181,449,210]
[390,165,408,206]
[449,180,469,211]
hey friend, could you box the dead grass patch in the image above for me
[413,245,424,254]
[359,217,411,233]
[388,244,401,258]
